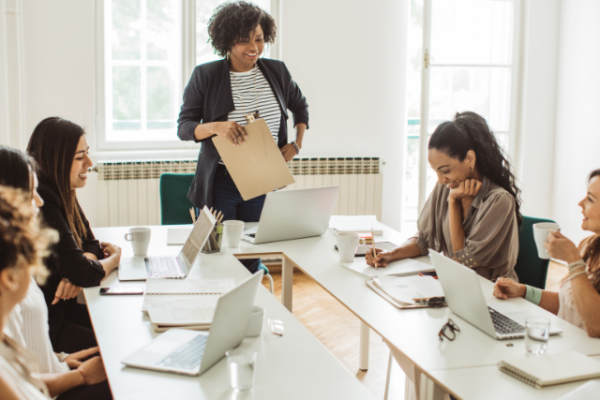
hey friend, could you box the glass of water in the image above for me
[525,317,550,354]
[226,350,257,392]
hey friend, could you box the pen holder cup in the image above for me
[201,224,223,254]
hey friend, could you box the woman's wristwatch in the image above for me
[291,141,301,155]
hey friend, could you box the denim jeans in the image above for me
[211,164,266,222]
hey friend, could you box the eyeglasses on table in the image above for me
[438,318,461,341]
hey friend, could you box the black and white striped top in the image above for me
[229,66,281,141]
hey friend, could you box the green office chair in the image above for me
[159,173,195,225]
[514,216,556,289]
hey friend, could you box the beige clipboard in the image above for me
[212,118,295,201]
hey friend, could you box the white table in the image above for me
[89,224,600,400]
[84,226,377,400]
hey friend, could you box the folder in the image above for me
[212,118,295,201]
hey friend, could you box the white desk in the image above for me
[85,227,377,400]
[90,224,600,400]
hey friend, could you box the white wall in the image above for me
[552,0,600,244]
[515,0,560,220]
[280,0,409,229]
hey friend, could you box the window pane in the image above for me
[146,0,178,60]
[431,0,513,65]
[113,66,141,129]
[429,67,511,131]
[146,66,175,129]
[195,0,271,66]
[112,0,141,60]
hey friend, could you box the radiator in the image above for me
[94,157,383,227]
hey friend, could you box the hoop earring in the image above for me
[470,166,474,178]
[226,51,231,61]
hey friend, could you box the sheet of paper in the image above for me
[146,297,217,326]
[167,228,192,245]
[341,257,434,277]
[145,278,235,295]
[374,275,444,304]
[329,215,382,235]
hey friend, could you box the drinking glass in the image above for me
[226,350,257,392]
[525,317,550,354]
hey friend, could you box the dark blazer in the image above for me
[37,176,105,343]
[177,58,309,209]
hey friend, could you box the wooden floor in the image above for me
[261,261,567,399]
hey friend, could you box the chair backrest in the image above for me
[514,215,556,289]
[159,173,195,225]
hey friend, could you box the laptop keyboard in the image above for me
[488,307,525,335]
[158,334,208,371]
[146,257,180,277]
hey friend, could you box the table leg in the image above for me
[418,373,446,400]
[281,256,293,312]
[359,321,370,371]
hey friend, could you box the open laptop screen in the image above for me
[179,208,216,266]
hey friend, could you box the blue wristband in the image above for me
[524,285,542,305]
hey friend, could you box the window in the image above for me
[402,0,521,232]
[99,0,271,150]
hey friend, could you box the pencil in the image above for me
[189,208,196,224]
[371,228,377,269]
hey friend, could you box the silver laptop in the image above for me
[242,186,339,244]
[430,250,562,340]
[118,206,216,281]
[121,270,263,376]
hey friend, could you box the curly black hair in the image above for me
[207,1,277,58]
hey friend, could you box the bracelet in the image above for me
[568,259,586,273]
[569,270,587,281]
[524,285,542,305]
[291,141,300,155]
[77,368,87,385]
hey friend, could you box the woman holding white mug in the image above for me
[493,169,600,337]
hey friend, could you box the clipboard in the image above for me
[212,118,295,201]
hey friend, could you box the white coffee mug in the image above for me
[533,222,560,260]
[336,232,366,263]
[124,227,151,257]
[245,306,265,337]
[223,220,245,248]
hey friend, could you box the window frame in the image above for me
[414,0,523,214]
[94,0,280,154]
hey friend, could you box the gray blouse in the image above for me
[413,176,519,281]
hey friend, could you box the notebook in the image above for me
[146,297,217,327]
[497,351,600,389]
[141,278,235,311]
[341,257,435,277]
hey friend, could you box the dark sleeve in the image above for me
[282,63,309,129]
[177,66,205,142]
[79,206,105,260]
[41,200,106,287]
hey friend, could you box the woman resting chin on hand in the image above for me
[493,169,600,338]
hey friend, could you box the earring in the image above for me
[226,50,231,61]
[470,166,474,178]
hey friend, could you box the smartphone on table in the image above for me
[99,286,144,295]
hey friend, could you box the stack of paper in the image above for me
[142,278,235,331]
[329,215,383,236]
[341,257,434,277]
[370,275,444,305]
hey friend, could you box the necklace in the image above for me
[231,64,260,124]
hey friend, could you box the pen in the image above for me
[371,228,377,269]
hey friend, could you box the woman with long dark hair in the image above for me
[494,169,600,337]
[367,111,521,281]
[178,1,308,222]
[0,147,110,399]
[27,117,121,352]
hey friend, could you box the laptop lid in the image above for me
[429,250,498,338]
[252,186,339,244]
[198,269,264,374]
[177,206,216,274]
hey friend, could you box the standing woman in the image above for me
[27,117,121,353]
[177,1,309,222]
[367,112,521,281]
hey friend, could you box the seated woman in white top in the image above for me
[494,169,600,337]
[0,148,108,400]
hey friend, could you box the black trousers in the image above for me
[51,302,97,353]
[56,381,112,400]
